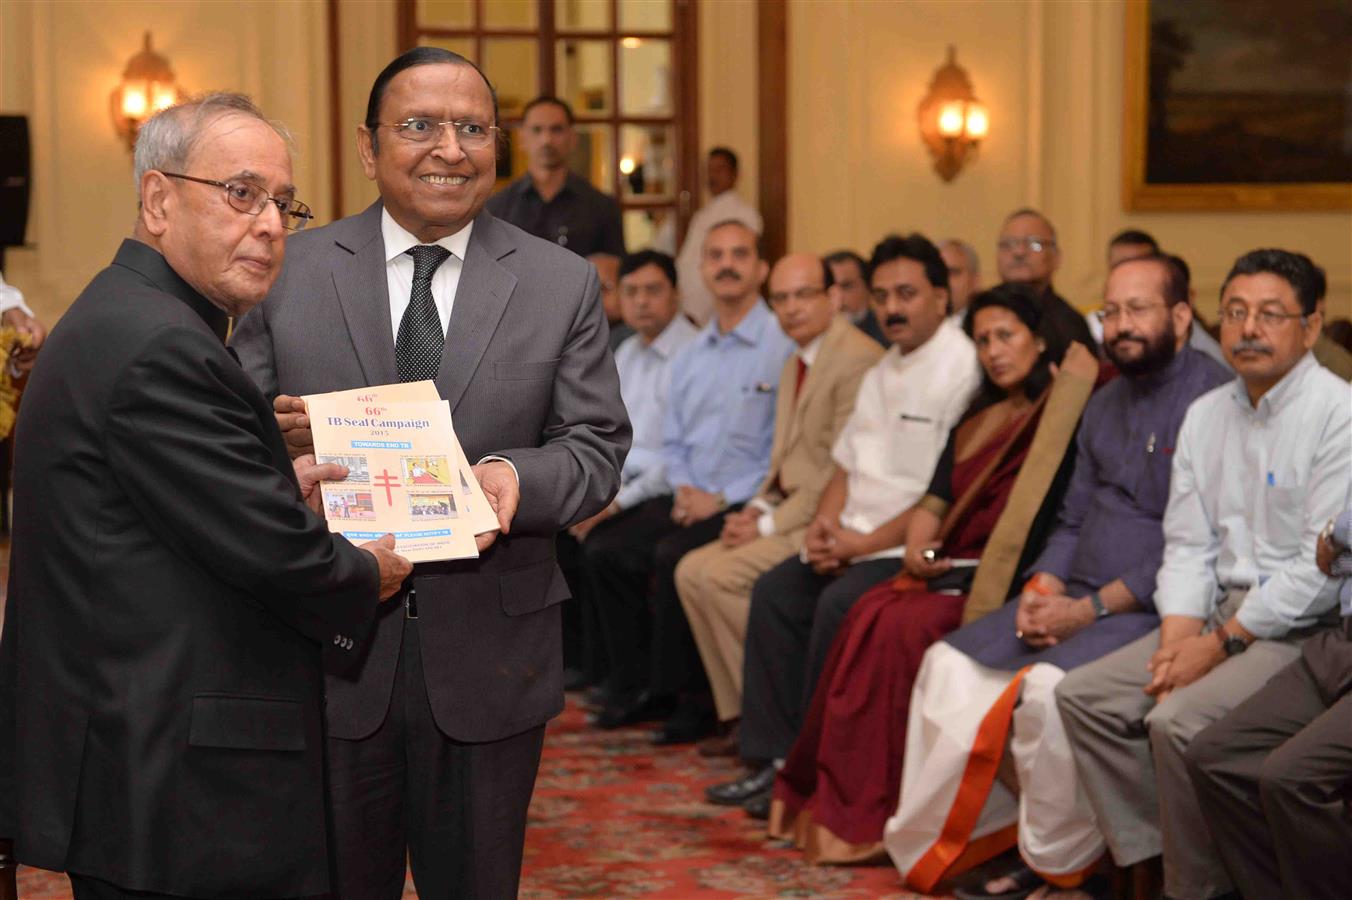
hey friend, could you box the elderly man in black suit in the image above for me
[232,47,630,899]
[0,92,411,899]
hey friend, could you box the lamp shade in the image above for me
[110,32,182,152]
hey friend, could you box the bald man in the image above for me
[676,254,883,757]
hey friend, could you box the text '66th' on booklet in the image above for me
[303,380,500,563]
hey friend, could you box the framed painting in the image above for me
[1122,0,1352,211]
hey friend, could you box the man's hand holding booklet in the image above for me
[298,380,501,562]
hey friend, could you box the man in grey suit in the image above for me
[232,47,630,899]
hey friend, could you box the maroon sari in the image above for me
[768,399,1045,863]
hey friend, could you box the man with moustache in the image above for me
[884,254,1229,898]
[939,238,981,325]
[996,209,1097,353]
[487,95,624,261]
[584,220,793,741]
[825,249,885,345]
[674,253,883,758]
[232,49,629,899]
[1055,249,1350,900]
[0,93,411,899]
[712,234,981,813]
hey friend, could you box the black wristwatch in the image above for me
[1220,629,1248,657]
[1088,591,1110,619]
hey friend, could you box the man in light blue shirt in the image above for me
[1057,248,1352,900]
[587,221,793,740]
[561,250,695,690]
[572,250,699,532]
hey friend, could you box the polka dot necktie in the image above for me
[396,244,452,383]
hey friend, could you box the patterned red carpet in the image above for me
[13,694,925,898]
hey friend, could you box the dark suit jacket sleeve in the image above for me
[104,325,379,644]
[231,289,279,400]
[490,261,631,533]
[0,571,16,835]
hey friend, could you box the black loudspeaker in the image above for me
[0,116,31,249]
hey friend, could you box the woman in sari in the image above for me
[767,282,1100,864]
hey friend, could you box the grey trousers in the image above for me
[1185,623,1352,900]
[1054,590,1308,900]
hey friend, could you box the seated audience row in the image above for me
[565,205,1351,900]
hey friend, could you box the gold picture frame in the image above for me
[1122,0,1352,212]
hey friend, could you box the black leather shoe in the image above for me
[705,765,776,805]
[562,667,591,691]
[743,791,771,820]
[596,690,671,729]
[651,703,716,745]
[582,682,615,711]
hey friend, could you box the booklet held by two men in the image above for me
[304,381,499,562]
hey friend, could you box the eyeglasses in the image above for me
[380,118,500,148]
[620,281,672,300]
[767,285,825,305]
[998,237,1056,254]
[1095,300,1167,323]
[1219,305,1307,330]
[161,172,313,231]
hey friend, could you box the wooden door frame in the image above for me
[757,0,787,263]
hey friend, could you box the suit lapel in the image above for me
[786,316,845,447]
[764,354,797,488]
[437,211,518,412]
[331,203,398,387]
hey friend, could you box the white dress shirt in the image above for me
[1156,352,1352,637]
[379,210,518,483]
[611,315,700,510]
[0,272,34,316]
[674,190,763,326]
[831,321,981,560]
[381,208,472,340]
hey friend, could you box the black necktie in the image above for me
[396,244,452,382]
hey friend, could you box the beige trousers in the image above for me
[675,531,801,721]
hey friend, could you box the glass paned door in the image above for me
[403,0,698,253]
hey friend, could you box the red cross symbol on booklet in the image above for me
[374,469,401,506]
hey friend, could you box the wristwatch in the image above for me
[1217,627,1249,657]
[1088,591,1110,619]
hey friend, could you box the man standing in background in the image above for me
[488,95,624,261]
[676,147,763,325]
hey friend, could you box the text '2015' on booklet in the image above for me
[304,380,499,563]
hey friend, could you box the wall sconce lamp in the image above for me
[109,32,183,152]
[917,46,989,182]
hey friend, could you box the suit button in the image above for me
[333,635,341,645]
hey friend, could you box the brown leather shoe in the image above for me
[697,720,740,757]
